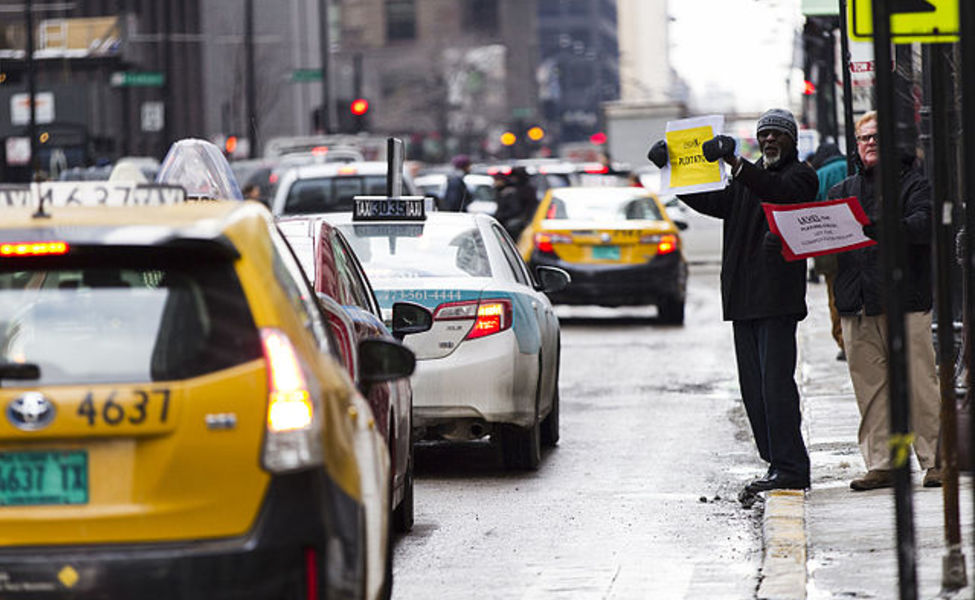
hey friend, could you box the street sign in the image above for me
[849,0,958,43]
[291,69,322,83]
[110,71,165,87]
[11,92,54,125]
[141,102,164,132]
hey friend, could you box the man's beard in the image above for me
[762,151,780,168]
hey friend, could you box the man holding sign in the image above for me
[648,108,818,495]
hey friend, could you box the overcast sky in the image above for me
[668,0,805,114]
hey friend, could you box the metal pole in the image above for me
[245,0,257,158]
[318,0,331,133]
[870,0,917,597]
[838,0,857,176]
[161,3,171,156]
[25,0,36,179]
[959,0,975,584]
[928,41,967,592]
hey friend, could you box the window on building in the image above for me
[463,0,499,34]
[386,0,416,41]
[565,0,589,16]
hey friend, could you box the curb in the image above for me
[756,489,807,600]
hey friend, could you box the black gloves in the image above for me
[763,231,782,258]
[862,220,879,240]
[647,140,668,168]
[701,135,736,162]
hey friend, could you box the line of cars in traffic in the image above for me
[0,139,689,599]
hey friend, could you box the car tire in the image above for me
[392,441,414,534]
[658,297,685,325]
[540,344,560,447]
[499,420,541,470]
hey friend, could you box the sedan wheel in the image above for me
[392,443,414,533]
[498,419,541,470]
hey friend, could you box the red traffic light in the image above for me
[350,98,369,116]
[590,132,607,145]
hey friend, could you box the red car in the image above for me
[278,216,430,533]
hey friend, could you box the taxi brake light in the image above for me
[640,233,678,255]
[311,145,329,156]
[0,241,69,257]
[534,232,571,253]
[466,299,512,340]
[262,329,313,432]
[584,164,610,174]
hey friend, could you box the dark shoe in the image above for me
[923,467,943,488]
[850,469,893,491]
[746,472,810,493]
[836,349,846,361]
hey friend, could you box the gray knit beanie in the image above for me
[756,108,798,142]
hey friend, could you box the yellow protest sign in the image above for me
[661,115,728,194]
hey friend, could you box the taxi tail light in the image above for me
[534,232,572,253]
[261,328,323,473]
[432,298,513,340]
[0,241,69,257]
[639,233,678,255]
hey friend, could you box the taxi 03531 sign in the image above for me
[353,196,427,221]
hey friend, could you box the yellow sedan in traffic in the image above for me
[517,186,688,324]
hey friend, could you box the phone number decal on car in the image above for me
[375,289,474,303]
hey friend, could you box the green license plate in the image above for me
[0,450,88,506]
[591,245,620,260]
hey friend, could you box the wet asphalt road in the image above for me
[391,264,766,599]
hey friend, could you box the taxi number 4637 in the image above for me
[76,389,171,427]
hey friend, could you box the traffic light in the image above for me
[350,98,369,133]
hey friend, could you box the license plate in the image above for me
[591,245,620,260]
[0,450,88,506]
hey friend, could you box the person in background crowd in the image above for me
[442,155,472,212]
[648,108,816,496]
[827,110,942,491]
[809,142,849,361]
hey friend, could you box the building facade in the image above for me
[537,0,619,145]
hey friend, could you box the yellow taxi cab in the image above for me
[517,186,688,324]
[0,141,409,599]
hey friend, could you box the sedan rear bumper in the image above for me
[411,330,537,434]
[0,471,364,600]
[530,250,687,307]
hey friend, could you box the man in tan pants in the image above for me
[827,110,942,490]
[841,313,940,485]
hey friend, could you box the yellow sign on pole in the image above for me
[849,0,958,43]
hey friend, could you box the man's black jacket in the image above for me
[826,165,932,316]
[679,153,818,322]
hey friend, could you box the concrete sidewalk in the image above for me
[757,279,974,600]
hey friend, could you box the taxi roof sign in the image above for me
[352,196,429,221]
[0,182,187,212]
[849,0,958,43]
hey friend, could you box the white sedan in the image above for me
[322,200,569,469]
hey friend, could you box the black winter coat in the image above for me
[679,154,818,321]
[826,166,932,316]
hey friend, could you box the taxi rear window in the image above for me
[284,175,388,214]
[0,251,261,385]
[339,224,492,279]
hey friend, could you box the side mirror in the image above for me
[358,338,416,385]
[672,219,688,231]
[391,301,433,341]
[534,265,570,294]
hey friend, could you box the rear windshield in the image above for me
[545,194,664,221]
[338,223,492,279]
[284,175,388,214]
[0,252,261,385]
